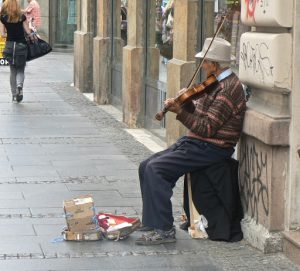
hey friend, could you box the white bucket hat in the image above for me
[195,37,236,62]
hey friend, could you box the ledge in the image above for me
[243,108,290,146]
[283,230,300,265]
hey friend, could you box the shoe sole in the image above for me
[135,238,176,246]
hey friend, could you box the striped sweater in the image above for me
[176,72,246,148]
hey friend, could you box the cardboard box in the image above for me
[67,216,99,232]
[63,195,97,232]
[62,229,102,241]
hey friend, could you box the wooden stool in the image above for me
[186,172,208,239]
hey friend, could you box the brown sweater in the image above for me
[176,72,246,148]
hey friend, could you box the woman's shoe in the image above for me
[16,86,23,103]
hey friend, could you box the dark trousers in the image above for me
[138,136,234,231]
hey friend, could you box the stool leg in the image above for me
[187,173,208,239]
[187,173,198,228]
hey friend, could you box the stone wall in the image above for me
[238,0,294,253]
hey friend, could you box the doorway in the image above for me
[50,0,77,50]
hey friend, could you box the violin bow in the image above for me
[187,15,227,89]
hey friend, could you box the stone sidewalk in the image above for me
[0,53,299,271]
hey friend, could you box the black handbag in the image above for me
[26,37,52,61]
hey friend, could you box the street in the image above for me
[0,52,298,271]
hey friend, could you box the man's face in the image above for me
[202,60,216,77]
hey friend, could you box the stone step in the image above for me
[283,230,300,265]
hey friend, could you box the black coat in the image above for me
[183,158,244,242]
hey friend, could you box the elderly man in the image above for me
[136,37,246,245]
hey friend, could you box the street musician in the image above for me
[136,37,246,245]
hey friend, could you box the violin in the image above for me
[155,15,226,122]
[155,74,218,121]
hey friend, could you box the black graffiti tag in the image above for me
[239,143,269,223]
[259,0,269,14]
[240,41,274,82]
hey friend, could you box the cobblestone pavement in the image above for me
[0,53,299,271]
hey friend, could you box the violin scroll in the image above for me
[155,110,167,121]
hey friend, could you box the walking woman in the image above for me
[0,0,34,102]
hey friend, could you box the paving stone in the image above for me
[0,191,23,200]
[33,224,66,236]
[0,224,35,236]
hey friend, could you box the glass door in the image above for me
[50,0,77,49]
[144,0,175,139]
[110,0,127,109]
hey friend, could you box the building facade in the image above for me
[74,0,300,264]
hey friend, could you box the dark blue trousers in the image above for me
[139,136,234,231]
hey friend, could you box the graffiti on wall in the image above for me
[244,0,269,20]
[240,41,274,83]
[239,142,269,223]
[258,0,269,13]
[244,0,257,19]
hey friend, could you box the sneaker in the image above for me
[16,86,23,103]
[135,226,176,245]
[136,224,154,232]
[12,94,17,102]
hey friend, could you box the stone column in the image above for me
[282,0,300,264]
[122,0,146,128]
[166,0,200,145]
[288,0,300,231]
[239,0,293,253]
[93,0,112,104]
[74,0,95,93]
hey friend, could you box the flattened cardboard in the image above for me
[63,230,102,241]
[67,216,98,232]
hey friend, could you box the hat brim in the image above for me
[195,51,236,62]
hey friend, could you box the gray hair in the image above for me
[206,60,230,70]
[217,61,231,69]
